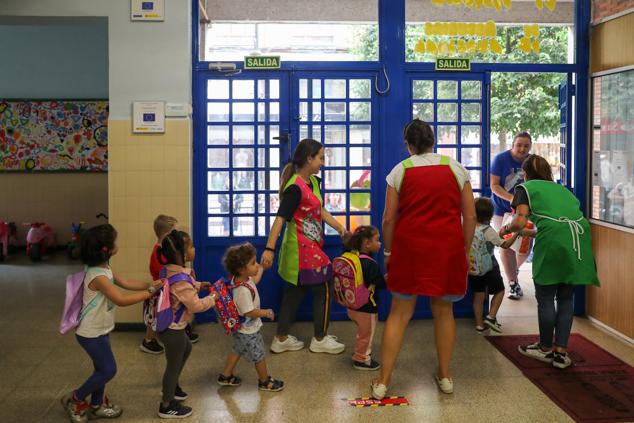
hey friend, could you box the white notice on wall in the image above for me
[133,102,165,133]
[131,0,164,21]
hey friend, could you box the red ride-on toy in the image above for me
[24,222,56,262]
[0,221,17,262]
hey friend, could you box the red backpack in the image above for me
[209,277,255,334]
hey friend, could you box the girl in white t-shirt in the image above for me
[61,224,163,423]
[217,243,284,392]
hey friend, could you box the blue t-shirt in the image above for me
[490,150,524,216]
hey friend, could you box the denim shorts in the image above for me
[391,291,464,303]
[232,331,265,363]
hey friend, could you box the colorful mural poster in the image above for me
[0,100,108,171]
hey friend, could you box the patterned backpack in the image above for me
[333,251,375,310]
[469,225,494,276]
[209,277,255,334]
[152,270,196,333]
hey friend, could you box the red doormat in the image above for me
[486,333,634,423]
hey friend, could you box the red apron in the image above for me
[387,157,467,296]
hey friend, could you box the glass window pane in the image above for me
[350,125,371,144]
[208,171,229,191]
[324,125,347,144]
[437,81,458,99]
[299,79,308,99]
[258,216,267,237]
[270,102,280,122]
[233,125,254,144]
[269,194,280,214]
[258,170,279,191]
[270,125,280,144]
[312,79,322,98]
[207,80,229,99]
[350,102,371,121]
[207,148,229,167]
[325,147,346,167]
[232,103,254,122]
[413,103,434,122]
[269,79,280,99]
[325,170,347,189]
[350,169,371,189]
[257,80,266,99]
[462,103,481,122]
[437,103,458,122]
[300,125,309,141]
[325,79,346,98]
[437,125,457,145]
[258,125,266,144]
[208,216,229,237]
[258,103,266,121]
[349,215,371,232]
[350,147,371,166]
[233,216,255,236]
[233,80,254,99]
[324,102,346,121]
[350,79,371,99]
[258,148,266,168]
[299,102,308,122]
[208,194,229,214]
[469,170,481,189]
[350,192,371,212]
[461,125,481,144]
[232,171,255,190]
[462,148,481,167]
[233,148,254,168]
[413,80,433,100]
[324,192,346,213]
[207,125,229,145]
[312,102,322,121]
[207,103,229,122]
[325,215,347,235]
[437,147,456,160]
[269,148,280,168]
[461,81,481,100]
[233,194,254,214]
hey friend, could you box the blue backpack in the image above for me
[152,268,195,333]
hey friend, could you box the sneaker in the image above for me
[508,282,520,300]
[475,325,488,334]
[61,392,88,423]
[515,282,524,297]
[353,359,381,371]
[370,381,387,400]
[484,316,502,333]
[435,375,454,394]
[158,400,193,419]
[185,325,199,344]
[140,338,164,354]
[552,351,572,369]
[258,376,285,392]
[518,343,554,363]
[270,335,304,353]
[217,374,242,387]
[174,386,188,401]
[88,397,122,420]
[309,335,345,354]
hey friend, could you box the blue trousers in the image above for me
[75,334,117,405]
[535,283,575,348]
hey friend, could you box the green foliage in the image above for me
[352,24,570,139]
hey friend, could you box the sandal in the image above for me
[217,374,242,386]
[258,376,285,392]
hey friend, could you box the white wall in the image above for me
[1,0,192,119]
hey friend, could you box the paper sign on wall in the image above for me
[133,102,165,133]
[131,0,164,21]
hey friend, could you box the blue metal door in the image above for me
[559,75,574,187]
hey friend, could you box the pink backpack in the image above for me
[152,269,195,333]
[333,252,375,310]
[60,271,101,334]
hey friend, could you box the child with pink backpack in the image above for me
[60,224,163,423]
[334,225,386,371]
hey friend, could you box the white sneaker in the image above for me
[371,381,387,400]
[435,375,454,394]
[309,335,345,354]
[270,335,304,353]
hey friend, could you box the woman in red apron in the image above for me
[371,119,477,399]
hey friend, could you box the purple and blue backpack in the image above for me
[152,268,195,333]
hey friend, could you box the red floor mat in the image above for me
[486,334,634,423]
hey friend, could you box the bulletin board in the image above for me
[0,100,108,172]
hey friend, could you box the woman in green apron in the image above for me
[500,155,600,369]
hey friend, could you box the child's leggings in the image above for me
[347,310,377,365]
[158,328,191,402]
[277,281,332,338]
[75,334,117,405]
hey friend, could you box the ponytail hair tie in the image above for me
[101,246,109,253]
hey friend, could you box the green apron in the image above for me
[520,180,600,287]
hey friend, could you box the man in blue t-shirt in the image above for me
[490,132,532,300]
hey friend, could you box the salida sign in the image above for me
[435,58,471,71]
[244,56,281,70]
